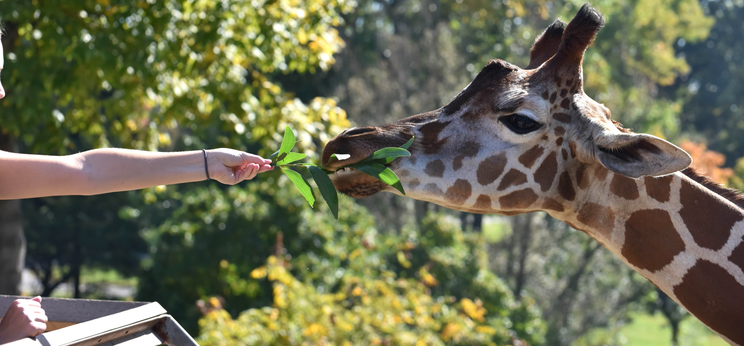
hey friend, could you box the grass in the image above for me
[575,312,728,346]
[619,313,728,346]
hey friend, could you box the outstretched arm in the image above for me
[0,148,273,200]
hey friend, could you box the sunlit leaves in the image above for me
[281,168,316,208]
[0,0,355,155]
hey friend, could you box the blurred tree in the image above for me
[0,0,352,294]
[195,198,545,344]
[666,0,744,165]
[22,192,147,298]
[490,213,650,346]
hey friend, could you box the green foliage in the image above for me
[198,256,499,346]
[22,192,147,297]
[0,0,354,154]
[667,0,744,165]
[195,199,545,345]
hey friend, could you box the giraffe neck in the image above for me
[554,168,744,345]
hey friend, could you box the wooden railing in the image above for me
[0,295,197,346]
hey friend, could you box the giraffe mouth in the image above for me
[322,126,414,198]
[328,167,390,198]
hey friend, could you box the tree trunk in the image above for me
[472,213,482,233]
[657,288,685,346]
[0,132,24,295]
[513,214,533,299]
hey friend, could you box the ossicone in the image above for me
[549,3,605,67]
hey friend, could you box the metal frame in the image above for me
[0,296,197,346]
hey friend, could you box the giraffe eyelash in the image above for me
[499,114,543,134]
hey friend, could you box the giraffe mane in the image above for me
[609,121,744,208]
[681,167,744,209]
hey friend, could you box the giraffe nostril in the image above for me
[343,127,376,137]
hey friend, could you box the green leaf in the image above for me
[309,166,338,219]
[400,136,414,150]
[278,126,296,156]
[365,147,411,164]
[277,152,307,165]
[282,168,315,207]
[351,163,405,195]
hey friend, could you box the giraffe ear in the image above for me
[596,133,692,178]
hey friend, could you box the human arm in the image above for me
[0,148,273,200]
[0,297,47,344]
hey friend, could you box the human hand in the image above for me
[206,149,273,185]
[0,297,47,343]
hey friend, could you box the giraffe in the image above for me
[321,4,744,345]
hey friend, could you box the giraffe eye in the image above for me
[500,114,542,134]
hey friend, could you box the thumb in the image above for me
[32,296,42,303]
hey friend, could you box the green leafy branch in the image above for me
[270,126,413,219]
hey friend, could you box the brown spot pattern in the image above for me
[453,141,481,171]
[476,153,507,186]
[610,174,640,200]
[679,179,743,250]
[555,76,562,85]
[673,260,744,344]
[566,78,574,87]
[497,169,528,191]
[499,188,538,209]
[554,126,566,136]
[549,92,557,104]
[557,171,576,201]
[577,202,615,238]
[445,179,472,206]
[541,90,549,100]
[728,242,744,273]
[560,89,568,97]
[561,148,568,160]
[409,179,420,189]
[552,112,571,123]
[576,165,590,189]
[542,198,565,212]
[425,160,445,178]
[594,165,608,181]
[419,121,451,154]
[424,183,443,195]
[569,141,577,158]
[622,209,685,272]
[534,152,558,192]
[397,170,411,177]
[473,195,492,210]
[556,138,564,146]
[518,145,544,168]
[644,176,673,203]
[560,98,571,109]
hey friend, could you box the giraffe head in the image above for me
[322,4,692,215]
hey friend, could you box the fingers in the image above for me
[240,152,272,166]
[241,163,260,181]
[0,298,48,341]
